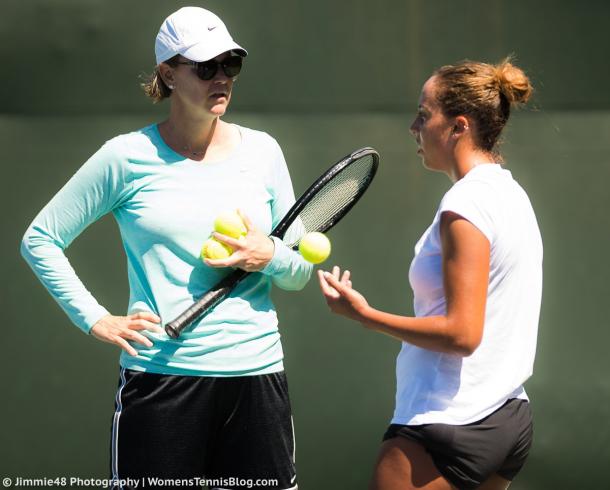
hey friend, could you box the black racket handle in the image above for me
[164,268,250,338]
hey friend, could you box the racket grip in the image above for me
[165,269,250,338]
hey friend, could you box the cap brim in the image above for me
[181,41,247,62]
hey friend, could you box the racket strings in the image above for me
[283,154,377,248]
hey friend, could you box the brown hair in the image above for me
[140,55,180,103]
[434,57,533,156]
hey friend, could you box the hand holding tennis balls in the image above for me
[299,232,331,264]
[201,210,247,261]
[203,210,275,271]
[201,237,233,260]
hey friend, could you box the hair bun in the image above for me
[495,58,533,105]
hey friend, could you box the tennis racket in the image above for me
[165,147,379,338]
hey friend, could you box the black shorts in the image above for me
[110,368,297,490]
[383,398,533,490]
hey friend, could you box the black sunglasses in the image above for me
[177,56,243,81]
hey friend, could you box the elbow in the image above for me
[273,279,300,291]
[20,229,34,261]
[447,327,483,357]
[274,272,311,291]
[278,262,313,291]
[295,265,314,290]
[289,279,309,291]
[266,243,313,291]
[451,340,480,357]
[20,226,60,264]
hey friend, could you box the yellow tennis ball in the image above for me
[201,238,233,260]
[299,232,331,264]
[214,211,247,239]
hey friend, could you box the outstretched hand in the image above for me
[317,266,370,323]
[204,209,275,272]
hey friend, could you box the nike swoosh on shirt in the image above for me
[208,26,217,31]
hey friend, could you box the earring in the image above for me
[168,84,175,90]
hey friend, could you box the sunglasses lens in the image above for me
[193,56,243,81]
[223,56,243,77]
[197,61,218,80]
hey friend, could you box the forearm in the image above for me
[358,306,477,356]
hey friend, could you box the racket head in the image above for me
[272,147,379,248]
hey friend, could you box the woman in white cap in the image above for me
[21,6,310,489]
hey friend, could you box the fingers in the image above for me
[206,232,245,268]
[124,330,154,348]
[113,322,154,348]
[341,269,351,285]
[128,318,164,333]
[204,255,239,268]
[331,266,352,285]
[128,312,163,333]
[92,312,166,357]
[130,311,161,323]
[318,265,354,297]
[323,271,349,295]
[114,336,139,357]
[94,325,151,356]
[206,225,273,272]
[212,232,242,248]
[332,265,341,279]
[325,266,352,286]
[317,270,340,299]
[116,330,151,355]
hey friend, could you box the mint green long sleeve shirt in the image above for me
[21,124,312,376]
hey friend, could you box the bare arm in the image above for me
[318,212,490,356]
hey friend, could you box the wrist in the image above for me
[357,305,376,329]
[256,236,275,270]
[90,313,111,334]
[259,236,281,274]
[265,236,275,262]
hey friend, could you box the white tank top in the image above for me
[393,164,543,425]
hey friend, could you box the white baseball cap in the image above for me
[155,7,247,65]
